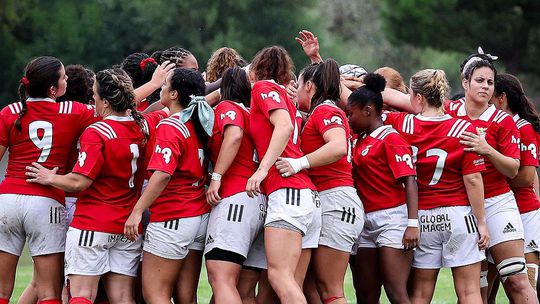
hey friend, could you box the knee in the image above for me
[315,279,342,300]
[504,275,532,294]
[385,288,410,304]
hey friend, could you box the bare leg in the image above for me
[33,253,65,301]
[379,247,413,304]
[354,248,382,304]
[265,227,306,304]
[141,252,183,304]
[206,259,242,304]
[452,262,482,303]
[174,250,202,304]
[409,268,439,304]
[102,273,136,304]
[0,251,20,300]
[313,246,349,304]
[237,268,260,304]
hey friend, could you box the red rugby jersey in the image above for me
[249,80,315,195]
[147,115,210,222]
[70,116,146,234]
[511,114,540,213]
[141,110,168,179]
[445,102,520,198]
[352,125,416,213]
[0,99,97,203]
[301,101,354,191]
[208,101,258,198]
[384,112,485,210]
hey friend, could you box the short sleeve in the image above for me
[75,103,100,135]
[215,102,245,134]
[0,110,10,147]
[382,111,407,132]
[384,134,416,179]
[143,110,167,131]
[252,82,288,119]
[518,124,539,167]
[147,123,183,175]
[461,151,485,175]
[497,116,521,160]
[71,129,105,180]
[312,106,346,135]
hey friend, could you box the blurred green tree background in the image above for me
[1,0,539,106]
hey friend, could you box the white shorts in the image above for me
[302,193,321,249]
[144,214,207,259]
[413,206,485,269]
[65,227,142,277]
[0,194,67,256]
[243,232,267,270]
[522,209,540,254]
[318,187,364,252]
[188,213,209,251]
[265,188,316,236]
[65,197,77,226]
[355,204,408,251]
[485,191,524,248]
[204,192,266,257]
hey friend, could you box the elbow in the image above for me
[281,122,294,136]
[335,145,348,160]
[507,164,520,179]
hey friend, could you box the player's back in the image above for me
[71,117,146,234]
[385,112,485,209]
[0,99,96,203]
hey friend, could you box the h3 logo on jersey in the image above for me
[395,153,413,169]
[323,116,343,126]
[220,110,236,121]
[261,91,281,103]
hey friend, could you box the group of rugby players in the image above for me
[0,30,539,304]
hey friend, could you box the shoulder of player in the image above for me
[491,109,514,127]
[57,101,94,115]
[83,121,120,141]
[445,118,472,138]
[311,102,343,116]
[2,101,24,116]
[515,118,532,130]
[373,126,402,142]
[157,116,191,138]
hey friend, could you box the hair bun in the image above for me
[363,73,386,93]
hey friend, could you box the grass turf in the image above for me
[12,249,510,303]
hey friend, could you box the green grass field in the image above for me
[11,249,510,304]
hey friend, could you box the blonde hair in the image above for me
[206,47,246,82]
[374,66,408,94]
[410,69,449,108]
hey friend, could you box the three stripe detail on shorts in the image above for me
[464,215,477,234]
[227,204,244,222]
[286,189,301,206]
[49,206,62,224]
[164,219,180,230]
[341,207,356,224]
[78,230,95,247]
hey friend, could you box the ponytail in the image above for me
[495,73,540,134]
[310,58,341,112]
[15,82,28,131]
[15,56,63,131]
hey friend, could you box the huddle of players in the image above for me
[0,30,539,304]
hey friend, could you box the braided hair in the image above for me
[410,69,450,109]
[15,56,63,131]
[95,68,148,141]
[159,47,193,67]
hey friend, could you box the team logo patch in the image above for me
[502,222,517,234]
[361,145,372,156]
[323,116,343,126]
[220,110,236,121]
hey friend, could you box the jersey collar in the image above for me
[415,114,453,121]
[513,113,520,122]
[26,97,55,103]
[260,79,286,89]
[457,103,496,122]
[104,115,134,121]
[369,125,393,138]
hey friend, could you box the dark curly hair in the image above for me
[250,46,294,85]
[348,73,386,114]
[57,64,94,104]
